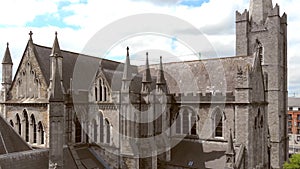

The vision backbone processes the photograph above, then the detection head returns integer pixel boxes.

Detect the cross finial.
[29,31,33,41]
[126,46,129,56]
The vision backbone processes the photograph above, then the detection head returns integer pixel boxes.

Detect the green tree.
[284,154,300,169]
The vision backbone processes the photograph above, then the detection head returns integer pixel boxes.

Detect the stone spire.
[225,129,235,169]
[141,52,152,94]
[48,55,65,169]
[2,43,12,64]
[249,0,273,23]
[49,56,64,102]
[156,56,167,94]
[157,56,166,84]
[122,47,132,92]
[50,32,62,58]
[122,47,131,80]
[50,32,63,80]
[1,43,13,101]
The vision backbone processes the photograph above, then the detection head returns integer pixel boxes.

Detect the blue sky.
[0,0,299,95]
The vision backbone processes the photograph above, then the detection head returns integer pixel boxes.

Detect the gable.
[10,43,48,101]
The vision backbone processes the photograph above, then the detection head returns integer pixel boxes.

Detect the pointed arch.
[38,121,44,144]
[92,119,97,143]
[176,106,198,136]
[16,114,21,135]
[9,120,14,127]
[30,114,37,143]
[75,115,82,143]
[95,87,98,101]
[99,111,104,143]
[182,109,189,134]
[23,110,29,142]
[175,113,182,134]
[212,107,224,138]
[105,118,110,144]
[104,87,107,101]
[99,79,103,101]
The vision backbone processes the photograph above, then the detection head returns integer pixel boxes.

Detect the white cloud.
[0,0,59,26]
[0,0,299,93]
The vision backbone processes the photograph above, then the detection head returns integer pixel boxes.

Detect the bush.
[284,154,300,169]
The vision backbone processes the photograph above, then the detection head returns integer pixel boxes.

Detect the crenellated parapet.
[172,91,235,103]
[268,4,280,17]
[236,9,249,23]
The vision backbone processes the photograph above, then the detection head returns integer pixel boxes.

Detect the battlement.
[174,91,235,102]
[281,12,287,24]
[236,9,249,22]
[268,4,280,17]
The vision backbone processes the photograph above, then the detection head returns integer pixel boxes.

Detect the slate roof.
[164,140,226,169]
[0,115,31,154]
[140,55,253,94]
[288,97,300,107]
[31,42,253,96]
[33,44,130,91]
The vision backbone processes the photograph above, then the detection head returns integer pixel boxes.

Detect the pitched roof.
[141,55,254,94]
[288,97,300,107]
[0,115,31,154]
[33,44,128,91]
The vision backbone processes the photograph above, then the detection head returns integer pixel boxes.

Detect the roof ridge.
[33,43,123,64]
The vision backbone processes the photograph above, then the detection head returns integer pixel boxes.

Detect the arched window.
[104,87,107,101]
[99,112,104,143]
[38,121,44,144]
[16,114,21,135]
[182,110,189,134]
[93,119,97,143]
[99,79,103,101]
[23,110,29,142]
[31,114,37,143]
[214,109,223,138]
[9,120,14,127]
[95,87,98,101]
[176,113,181,134]
[105,119,110,144]
[191,115,197,135]
[75,116,82,143]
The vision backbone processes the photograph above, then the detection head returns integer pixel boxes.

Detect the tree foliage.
[284,154,300,169]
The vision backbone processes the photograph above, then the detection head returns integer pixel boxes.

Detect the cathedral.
[0,0,287,168]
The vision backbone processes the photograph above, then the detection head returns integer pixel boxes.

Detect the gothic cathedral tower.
[236,0,287,168]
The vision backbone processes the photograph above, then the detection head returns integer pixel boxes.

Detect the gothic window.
[38,121,44,144]
[23,110,29,142]
[92,119,97,143]
[105,119,110,144]
[104,87,107,101]
[191,115,197,135]
[31,114,37,143]
[182,110,189,134]
[75,116,82,143]
[16,114,21,135]
[176,113,181,134]
[95,87,98,101]
[99,79,103,101]
[214,108,223,138]
[9,120,14,127]
[99,112,104,143]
